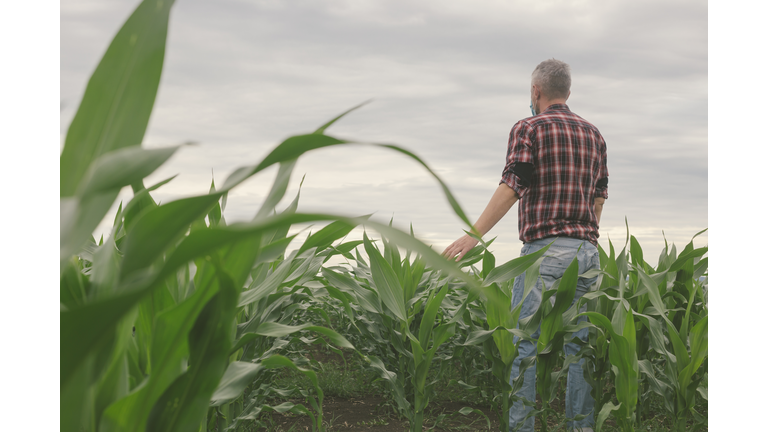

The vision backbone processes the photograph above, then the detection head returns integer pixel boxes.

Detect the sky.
[60,0,708,266]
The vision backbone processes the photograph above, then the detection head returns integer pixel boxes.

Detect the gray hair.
[531,59,571,99]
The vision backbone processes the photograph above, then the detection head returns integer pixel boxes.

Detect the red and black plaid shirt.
[500,104,609,245]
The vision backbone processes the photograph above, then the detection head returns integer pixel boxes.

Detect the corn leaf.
[60,0,175,196]
[595,401,621,432]
[253,322,354,350]
[77,146,181,198]
[364,233,407,321]
[538,255,579,352]
[483,242,553,287]
[418,284,450,348]
[209,362,264,407]
[678,315,708,394]
[255,160,297,219]
[260,355,320,391]
[322,267,381,313]
[299,218,367,255]
[145,266,237,432]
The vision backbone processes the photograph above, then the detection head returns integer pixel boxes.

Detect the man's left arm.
[594,197,605,225]
[594,134,609,226]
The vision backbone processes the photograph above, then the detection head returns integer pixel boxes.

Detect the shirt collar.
[543,103,570,113]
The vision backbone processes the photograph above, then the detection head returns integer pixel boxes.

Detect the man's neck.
[538,98,568,113]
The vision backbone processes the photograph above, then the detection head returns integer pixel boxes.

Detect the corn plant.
[635,238,708,432]
[574,225,707,432]
[211,244,358,431]
[625,230,708,432]
[573,230,640,432]
[577,239,623,425]
[320,231,464,431]
[583,306,639,432]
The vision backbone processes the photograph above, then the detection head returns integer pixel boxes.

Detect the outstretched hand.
[441,234,479,262]
[440,183,519,262]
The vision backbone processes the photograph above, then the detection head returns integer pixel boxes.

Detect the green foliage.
[580,230,708,432]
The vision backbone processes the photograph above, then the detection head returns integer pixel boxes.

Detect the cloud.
[62,0,707,263]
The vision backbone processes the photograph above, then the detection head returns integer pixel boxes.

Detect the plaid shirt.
[500,104,609,245]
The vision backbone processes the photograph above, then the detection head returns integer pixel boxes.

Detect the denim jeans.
[508,237,599,432]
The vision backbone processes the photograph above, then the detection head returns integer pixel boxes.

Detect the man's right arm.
[594,197,605,225]
[441,183,519,261]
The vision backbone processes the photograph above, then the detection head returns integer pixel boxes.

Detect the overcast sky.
[60,0,708,265]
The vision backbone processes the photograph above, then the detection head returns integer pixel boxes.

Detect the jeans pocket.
[541,245,576,274]
[575,247,600,295]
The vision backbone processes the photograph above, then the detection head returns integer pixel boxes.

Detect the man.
[442,59,608,432]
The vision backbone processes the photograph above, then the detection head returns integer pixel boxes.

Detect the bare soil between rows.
[262,344,603,432]
[265,395,497,431]
[264,392,579,432]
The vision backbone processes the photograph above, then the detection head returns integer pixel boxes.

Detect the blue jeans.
[508,237,599,431]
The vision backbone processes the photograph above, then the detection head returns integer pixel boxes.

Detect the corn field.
[60,2,708,431]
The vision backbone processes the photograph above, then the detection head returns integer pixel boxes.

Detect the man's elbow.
[499,182,520,201]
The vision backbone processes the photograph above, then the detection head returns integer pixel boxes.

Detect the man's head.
[530,59,571,114]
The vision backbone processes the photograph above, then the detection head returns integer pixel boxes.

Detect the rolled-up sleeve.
[500,120,535,198]
[594,136,609,199]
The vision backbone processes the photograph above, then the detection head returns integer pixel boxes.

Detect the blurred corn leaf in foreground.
[60,0,173,195]
[59,0,176,269]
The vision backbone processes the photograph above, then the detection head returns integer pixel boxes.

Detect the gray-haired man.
[443,59,609,432]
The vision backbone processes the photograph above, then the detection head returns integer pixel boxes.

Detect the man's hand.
[441,234,479,262]
[442,184,519,262]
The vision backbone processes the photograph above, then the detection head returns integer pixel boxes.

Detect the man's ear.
[566,90,571,101]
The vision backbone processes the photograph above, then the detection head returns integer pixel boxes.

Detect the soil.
[263,382,583,432]
[259,344,610,432]
[265,394,495,431]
